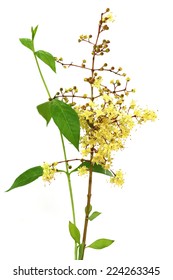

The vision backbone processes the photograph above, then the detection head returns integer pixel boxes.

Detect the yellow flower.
[142,109,157,122]
[103,12,115,23]
[110,170,124,186]
[130,100,136,109]
[95,109,104,117]
[42,162,57,183]
[102,94,112,102]
[134,109,142,117]
[78,166,89,176]
[83,110,93,120]
[88,101,96,108]
[92,76,103,89]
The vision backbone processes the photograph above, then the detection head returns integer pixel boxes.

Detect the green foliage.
[71,161,113,176]
[31,25,38,40]
[89,211,101,221]
[35,50,56,72]
[51,99,80,150]
[37,99,80,149]
[88,238,114,249]
[6,166,43,192]
[19,38,33,51]
[37,101,52,125]
[69,222,80,244]
[85,204,92,214]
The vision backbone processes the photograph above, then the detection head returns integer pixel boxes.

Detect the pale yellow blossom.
[142,109,157,122]
[42,162,57,182]
[110,170,124,186]
[78,166,89,176]
[103,12,115,23]
[74,76,157,187]
[92,76,103,89]
[130,100,136,109]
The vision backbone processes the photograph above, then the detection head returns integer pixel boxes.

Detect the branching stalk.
[33,43,77,259]
[80,154,93,260]
[80,14,103,259]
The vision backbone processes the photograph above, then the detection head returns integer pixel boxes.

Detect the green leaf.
[37,101,51,125]
[69,222,80,244]
[85,204,92,215]
[19,38,34,51]
[89,211,101,221]
[51,99,80,150]
[71,161,113,176]
[31,25,38,40]
[6,166,43,192]
[88,238,114,249]
[35,50,56,72]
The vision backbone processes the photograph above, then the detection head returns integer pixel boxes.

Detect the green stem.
[33,44,77,259]
[60,133,78,260]
[32,44,51,99]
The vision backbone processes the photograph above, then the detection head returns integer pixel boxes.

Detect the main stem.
[80,16,102,260]
[33,45,77,259]
[80,153,93,260]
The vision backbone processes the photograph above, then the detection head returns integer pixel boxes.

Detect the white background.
[0,0,172,279]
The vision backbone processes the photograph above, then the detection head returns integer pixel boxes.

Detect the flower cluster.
[110,170,124,186]
[42,162,57,183]
[55,8,157,187]
[78,34,92,43]
[75,80,157,186]
[92,39,110,56]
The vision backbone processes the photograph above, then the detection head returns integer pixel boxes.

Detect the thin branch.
[57,158,90,165]
[56,61,125,77]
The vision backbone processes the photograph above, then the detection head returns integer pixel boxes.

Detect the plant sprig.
[6,8,157,260]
